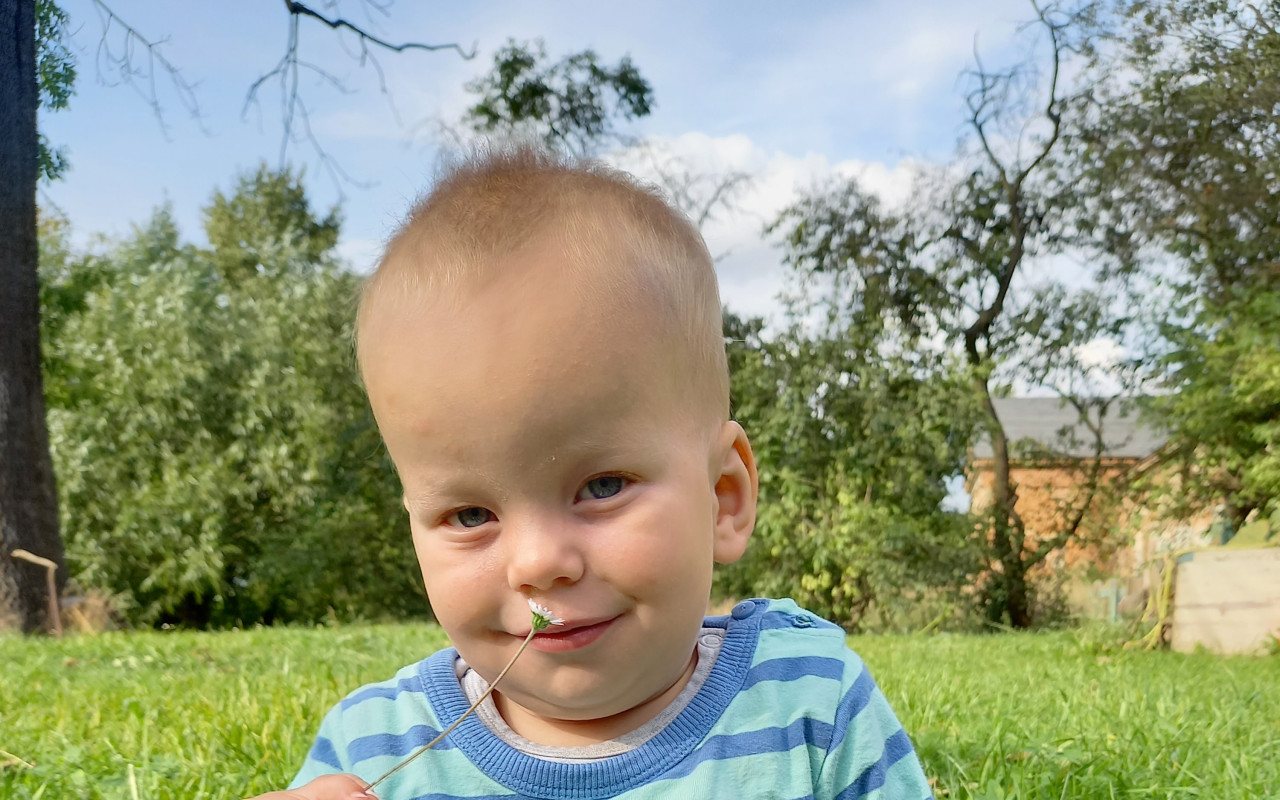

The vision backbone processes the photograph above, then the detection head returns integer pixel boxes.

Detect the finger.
[245,773,376,800]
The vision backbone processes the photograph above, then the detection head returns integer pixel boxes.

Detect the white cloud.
[605,133,929,327]
[1076,337,1125,369]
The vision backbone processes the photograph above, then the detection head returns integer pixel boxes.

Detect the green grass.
[857,631,1279,799]
[0,624,449,799]
[1,625,1275,799]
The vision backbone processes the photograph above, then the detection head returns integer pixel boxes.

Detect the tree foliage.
[464,39,654,156]
[35,0,74,182]
[765,4,1129,628]
[40,169,420,626]
[718,313,983,630]
[203,163,340,285]
[1069,0,1280,523]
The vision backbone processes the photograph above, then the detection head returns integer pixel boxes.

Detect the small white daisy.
[368,596,570,790]
[528,599,565,632]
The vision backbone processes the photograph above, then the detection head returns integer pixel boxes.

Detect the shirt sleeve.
[815,654,933,800]
[288,701,351,789]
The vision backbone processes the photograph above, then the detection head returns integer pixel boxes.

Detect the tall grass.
[1,624,1274,798]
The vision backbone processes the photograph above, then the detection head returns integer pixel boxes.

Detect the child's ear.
[712,420,758,565]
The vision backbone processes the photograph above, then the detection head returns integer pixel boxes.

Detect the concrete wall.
[1171,547,1280,655]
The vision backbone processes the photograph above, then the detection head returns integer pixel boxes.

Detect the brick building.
[966,397,1214,618]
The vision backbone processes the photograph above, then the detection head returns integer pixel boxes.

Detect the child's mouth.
[529,616,617,653]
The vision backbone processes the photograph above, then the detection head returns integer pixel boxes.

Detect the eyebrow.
[403,472,505,514]
[400,433,656,512]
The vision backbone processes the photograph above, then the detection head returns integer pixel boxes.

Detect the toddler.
[254,145,932,800]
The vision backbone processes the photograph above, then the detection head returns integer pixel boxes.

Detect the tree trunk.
[978,381,1032,628]
[0,0,65,633]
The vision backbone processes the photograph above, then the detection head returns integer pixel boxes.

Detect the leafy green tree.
[465,39,654,156]
[720,312,982,630]
[35,0,73,181]
[767,4,1126,628]
[1069,0,1280,523]
[1160,293,1280,519]
[41,170,419,626]
[204,163,340,285]
[458,42,754,237]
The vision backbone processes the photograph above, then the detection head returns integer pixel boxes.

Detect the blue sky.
[42,0,1038,323]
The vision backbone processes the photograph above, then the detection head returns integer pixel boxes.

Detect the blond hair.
[357,144,729,422]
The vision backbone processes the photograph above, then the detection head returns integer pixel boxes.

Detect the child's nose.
[503,516,586,592]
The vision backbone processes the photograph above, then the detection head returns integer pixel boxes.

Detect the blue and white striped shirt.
[292,598,932,799]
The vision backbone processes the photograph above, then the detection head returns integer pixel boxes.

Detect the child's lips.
[528,614,619,653]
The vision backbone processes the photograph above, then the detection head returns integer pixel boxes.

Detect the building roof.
[971,397,1168,461]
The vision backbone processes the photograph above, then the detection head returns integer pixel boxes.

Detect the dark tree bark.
[0,0,65,633]
[977,387,1031,628]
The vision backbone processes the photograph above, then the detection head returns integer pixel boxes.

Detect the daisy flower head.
[528,599,565,632]
[368,597,566,790]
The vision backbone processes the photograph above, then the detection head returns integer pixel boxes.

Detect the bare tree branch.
[1246,3,1278,35]
[1012,1,1066,186]
[283,1,474,58]
[85,1,477,196]
[239,1,479,195]
[89,0,204,137]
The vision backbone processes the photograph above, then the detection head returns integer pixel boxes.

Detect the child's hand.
[244,773,376,800]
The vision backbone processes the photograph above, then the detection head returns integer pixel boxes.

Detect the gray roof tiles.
[971,397,1168,461]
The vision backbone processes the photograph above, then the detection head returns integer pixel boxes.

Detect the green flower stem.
[366,625,543,793]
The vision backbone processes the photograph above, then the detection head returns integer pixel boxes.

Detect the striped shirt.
[291,598,933,799]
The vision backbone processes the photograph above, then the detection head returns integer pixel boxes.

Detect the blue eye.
[451,507,495,528]
[579,476,626,501]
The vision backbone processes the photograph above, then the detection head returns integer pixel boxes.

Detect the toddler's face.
[360,241,754,741]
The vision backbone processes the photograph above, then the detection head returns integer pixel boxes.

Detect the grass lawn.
[1,624,1275,799]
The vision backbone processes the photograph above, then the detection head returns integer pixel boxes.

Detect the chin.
[513,688,633,721]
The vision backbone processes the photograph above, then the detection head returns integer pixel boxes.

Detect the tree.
[204,163,340,285]
[717,312,983,630]
[0,0,56,632]
[41,168,422,626]
[464,39,653,157]
[1069,0,1280,524]
[769,3,1123,627]
[458,41,753,237]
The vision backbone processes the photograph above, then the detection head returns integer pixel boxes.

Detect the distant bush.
[39,168,426,627]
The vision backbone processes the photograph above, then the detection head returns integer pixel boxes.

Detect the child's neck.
[492,650,698,748]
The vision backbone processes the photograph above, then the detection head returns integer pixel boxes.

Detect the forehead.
[359,241,691,464]
[361,221,680,364]
[367,235,654,367]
